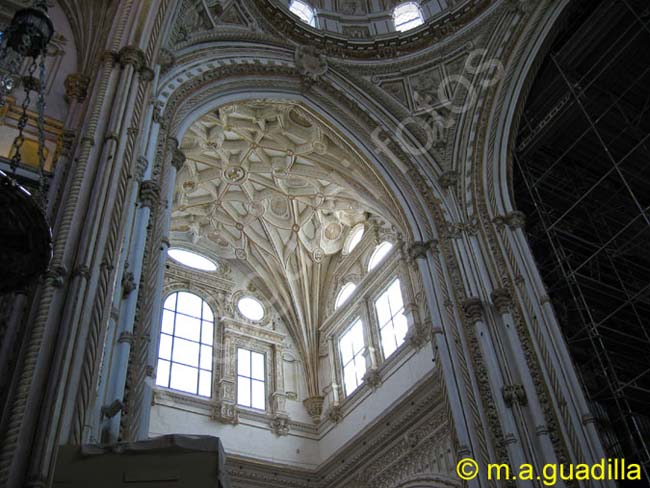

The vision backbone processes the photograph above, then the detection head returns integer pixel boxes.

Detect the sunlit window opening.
[345,224,364,254]
[368,241,394,271]
[289,0,316,26]
[375,279,408,358]
[335,282,357,309]
[339,319,367,396]
[393,2,424,32]
[237,348,266,410]
[168,248,217,271]
[238,296,265,321]
[156,292,214,397]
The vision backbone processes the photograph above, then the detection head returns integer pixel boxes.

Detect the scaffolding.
[513,0,650,482]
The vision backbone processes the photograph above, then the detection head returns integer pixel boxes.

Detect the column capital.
[118,45,146,71]
[461,297,483,323]
[138,180,161,208]
[408,239,438,261]
[506,210,526,229]
[491,287,513,314]
[64,73,90,103]
[171,148,186,172]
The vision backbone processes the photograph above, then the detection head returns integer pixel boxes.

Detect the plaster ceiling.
[172,101,402,396]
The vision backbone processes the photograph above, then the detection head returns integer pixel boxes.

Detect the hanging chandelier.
[0,0,54,294]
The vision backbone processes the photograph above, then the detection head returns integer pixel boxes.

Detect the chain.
[9,59,37,174]
[37,55,48,206]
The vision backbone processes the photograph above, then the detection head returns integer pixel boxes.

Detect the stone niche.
[53,435,230,488]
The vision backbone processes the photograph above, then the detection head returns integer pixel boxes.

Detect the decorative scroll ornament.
[0,0,54,293]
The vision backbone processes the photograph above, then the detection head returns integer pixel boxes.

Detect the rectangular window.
[156,292,213,397]
[375,279,408,359]
[339,319,367,396]
[237,348,266,410]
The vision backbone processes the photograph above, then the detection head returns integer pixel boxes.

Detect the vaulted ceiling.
[171,101,402,396]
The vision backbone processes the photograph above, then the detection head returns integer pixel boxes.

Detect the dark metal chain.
[9,59,37,174]
[37,55,48,206]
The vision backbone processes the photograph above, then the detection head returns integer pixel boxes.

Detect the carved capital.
[64,73,90,103]
[303,396,325,424]
[362,369,382,390]
[506,210,526,229]
[171,148,186,172]
[502,384,527,407]
[139,180,161,208]
[491,287,512,314]
[118,45,146,70]
[157,48,176,73]
[408,239,437,261]
[327,404,343,424]
[122,271,137,297]
[270,414,291,436]
[212,402,239,424]
[462,297,483,323]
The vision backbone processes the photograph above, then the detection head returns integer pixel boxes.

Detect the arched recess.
[135,36,487,463]
[475,0,609,468]
[156,71,434,396]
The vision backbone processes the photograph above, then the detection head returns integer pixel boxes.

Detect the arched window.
[289,0,316,27]
[156,291,214,397]
[392,2,424,32]
[368,241,394,271]
[335,282,357,309]
[344,224,364,254]
[375,279,408,358]
[168,248,217,271]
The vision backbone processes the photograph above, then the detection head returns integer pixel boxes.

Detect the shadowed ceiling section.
[171,101,402,396]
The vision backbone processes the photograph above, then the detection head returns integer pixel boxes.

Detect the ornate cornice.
[251,0,491,59]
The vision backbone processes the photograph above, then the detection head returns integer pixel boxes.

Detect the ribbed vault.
[171,100,402,396]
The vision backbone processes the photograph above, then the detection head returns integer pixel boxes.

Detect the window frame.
[368,241,394,271]
[289,0,316,27]
[236,347,267,411]
[338,317,368,397]
[392,1,425,32]
[155,291,215,398]
[335,281,358,309]
[373,278,408,360]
